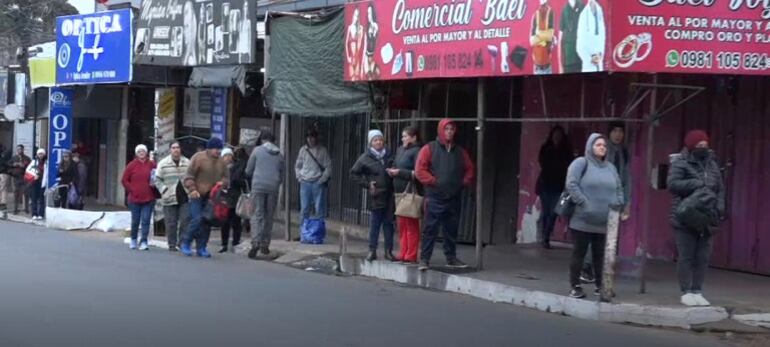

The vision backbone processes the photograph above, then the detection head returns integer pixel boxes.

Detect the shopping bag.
[300,218,326,244]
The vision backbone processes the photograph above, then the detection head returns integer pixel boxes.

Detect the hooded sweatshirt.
[565,133,624,234]
[246,142,285,194]
[415,119,475,200]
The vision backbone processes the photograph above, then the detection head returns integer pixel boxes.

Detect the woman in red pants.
[387,126,423,263]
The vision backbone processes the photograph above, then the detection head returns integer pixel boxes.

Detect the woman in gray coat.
[565,133,624,298]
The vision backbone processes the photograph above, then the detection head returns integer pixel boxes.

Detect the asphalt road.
[0,221,731,347]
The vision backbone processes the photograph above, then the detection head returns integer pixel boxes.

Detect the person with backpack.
[182,137,229,258]
[121,145,157,251]
[565,133,624,299]
[219,147,249,253]
[26,149,48,220]
[295,129,332,238]
[667,130,725,307]
[246,129,285,258]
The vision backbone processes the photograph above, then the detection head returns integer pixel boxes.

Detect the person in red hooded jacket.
[414,119,475,271]
[121,144,157,251]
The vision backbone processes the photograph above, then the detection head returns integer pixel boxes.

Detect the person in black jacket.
[56,150,79,209]
[536,125,574,249]
[220,148,248,253]
[386,126,423,263]
[351,129,395,262]
[667,130,725,307]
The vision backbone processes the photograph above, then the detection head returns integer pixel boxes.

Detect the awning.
[188,66,247,94]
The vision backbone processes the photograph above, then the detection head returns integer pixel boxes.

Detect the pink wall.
[516,74,770,275]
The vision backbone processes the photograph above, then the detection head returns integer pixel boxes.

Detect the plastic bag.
[300,218,326,245]
[67,185,81,208]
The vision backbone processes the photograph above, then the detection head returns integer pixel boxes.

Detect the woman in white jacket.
[576,0,606,72]
[26,149,48,220]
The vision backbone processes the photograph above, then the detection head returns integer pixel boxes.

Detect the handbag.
[394,181,423,219]
[554,158,588,218]
[236,190,255,219]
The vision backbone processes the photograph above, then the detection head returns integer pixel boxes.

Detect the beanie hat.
[684,130,709,150]
[221,148,234,158]
[135,144,148,154]
[367,129,384,146]
[36,148,46,156]
[206,137,224,150]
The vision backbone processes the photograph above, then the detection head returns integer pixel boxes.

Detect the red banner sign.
[610,1,770,75]
[344,0,611,81]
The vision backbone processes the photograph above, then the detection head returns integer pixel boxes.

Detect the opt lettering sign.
[211,88,227,142]
[56,9,133,85]
[48,88,73,188]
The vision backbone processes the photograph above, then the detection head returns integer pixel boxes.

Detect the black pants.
[674,228,713,294]
[56,186,69,209]
[221,208,242,246]
[421,195,461,263]
[569,229,606,288]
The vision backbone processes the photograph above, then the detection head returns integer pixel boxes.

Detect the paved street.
[0,221,732,347]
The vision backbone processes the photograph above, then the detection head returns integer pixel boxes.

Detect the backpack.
[202,182,230,226]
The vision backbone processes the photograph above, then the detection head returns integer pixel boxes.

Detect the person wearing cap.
[415,119,475,270]
[56,150,79,209]
[154,141,191,252]
[668,130,725,307]
[121,144,157,251]
[350,129,395,262]
[220,147,249,253]
[245,128,285,258]
[26,149,48,220]
[295,128,332,239]
[182,137,229,258]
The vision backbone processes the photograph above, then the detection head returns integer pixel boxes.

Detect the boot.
[366,251,377,262]
[248,244,259,259]
[383,249,396,262]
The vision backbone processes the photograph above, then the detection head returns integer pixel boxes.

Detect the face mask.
[692,148,709,161]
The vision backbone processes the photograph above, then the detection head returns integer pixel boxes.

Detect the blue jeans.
[185,197,211,250]
[300,181,327,225]
[368,208,394,252]
[539,190,561,242]
[30,183,45,217]
[129,201,155,243]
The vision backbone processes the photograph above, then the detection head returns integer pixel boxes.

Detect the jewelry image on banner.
[613,33,652,68]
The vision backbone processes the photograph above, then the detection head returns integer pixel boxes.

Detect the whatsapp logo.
[666,50,680,67]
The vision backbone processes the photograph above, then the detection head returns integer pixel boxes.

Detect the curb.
[339,255,730,330]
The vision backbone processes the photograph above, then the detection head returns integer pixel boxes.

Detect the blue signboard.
[211,88,227,142]
[56,9,133,85]
[48,88,73,188]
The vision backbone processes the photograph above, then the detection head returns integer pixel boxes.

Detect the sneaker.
[569,286,586,299]
[129,239,138,250]
[692,293,711,306]
[580,272,596,284]
[446,258,468,269]
[248,246,258,259]
[595,288,616,297]
[139,242,149,251]
[197,247,212,258]
[681,293,699,307]
[418,261,430,271]
[168,246,178,252]
[180,243,193,257]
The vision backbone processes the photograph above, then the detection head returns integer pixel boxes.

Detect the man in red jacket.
[415,118,475,271]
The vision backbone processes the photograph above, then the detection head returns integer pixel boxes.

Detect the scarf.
[369,147,387,162]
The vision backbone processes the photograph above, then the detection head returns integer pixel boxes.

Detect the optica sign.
[48,88,73,188]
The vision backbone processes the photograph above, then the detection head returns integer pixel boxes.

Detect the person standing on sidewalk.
[220,148,248,253]
[72,152,88,210]
[121,145,157,251]
[295,129,332,237]
[0,144,13,211]
[10,145,31,214]
[182,138,229,258]
[415,119,475,271]
[565,133,624,298]
[386,126,423,263]
[351,129,396,262]
[154,142,191,252]
[536,125,573,249]
[56,151,79,209]
[245,129,284,258]
[667,130,724,307]
[27,149,48,220]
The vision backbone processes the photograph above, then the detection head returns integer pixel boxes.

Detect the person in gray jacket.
[667,130,724,307]
[246,128,285,258]
[295,129,332,235]
[565,133,624,299]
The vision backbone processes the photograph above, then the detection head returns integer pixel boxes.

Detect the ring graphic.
[613,33,652,68]
[57,43,71,69]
